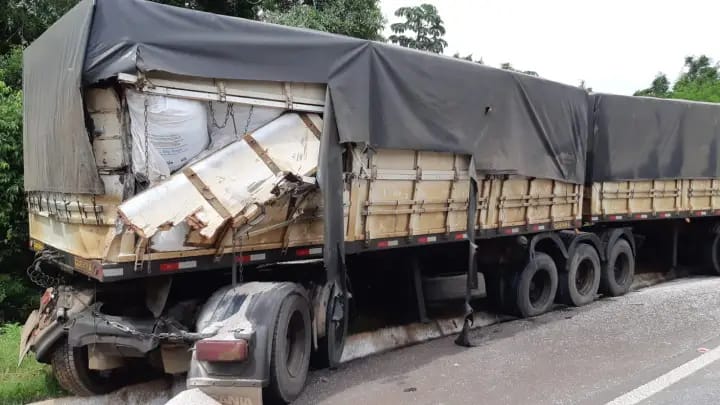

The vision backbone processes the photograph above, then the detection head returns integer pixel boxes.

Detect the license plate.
[30,240,44,251]
[73,257,94,276]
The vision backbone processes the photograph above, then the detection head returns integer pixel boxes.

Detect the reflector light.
[195,339,249,362]
[40,289,53,306]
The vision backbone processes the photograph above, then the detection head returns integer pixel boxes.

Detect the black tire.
[703,234,720,275]
[558,244,601,306]
[50,339,123,396]
[600,239,635,296]
[312,289,348,370]
[485,269,515,314]
[265,293,312,405]
[512,252,558,318]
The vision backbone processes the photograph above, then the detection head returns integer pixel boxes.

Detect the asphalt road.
[297,276,720,405]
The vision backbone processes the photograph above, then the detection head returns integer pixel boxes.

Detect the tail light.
[40,289,53,307]
[195,339,249,362]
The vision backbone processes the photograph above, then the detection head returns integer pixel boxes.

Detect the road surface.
[297,276,720,405]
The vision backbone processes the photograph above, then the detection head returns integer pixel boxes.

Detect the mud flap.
[455,158,479,348]
[19,310,40,365]
[188,282,308,392]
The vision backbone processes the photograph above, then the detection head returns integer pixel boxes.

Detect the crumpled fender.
[21,287,94,364]
[188,281,308,388]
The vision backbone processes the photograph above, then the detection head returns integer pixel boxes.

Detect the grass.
[0,323,65,405]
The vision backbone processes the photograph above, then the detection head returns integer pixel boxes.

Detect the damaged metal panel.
[118,113,322,251]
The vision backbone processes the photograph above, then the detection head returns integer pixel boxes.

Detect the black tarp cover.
[23,0,104,193]
[24,0,590,194]
[590,94,720,182]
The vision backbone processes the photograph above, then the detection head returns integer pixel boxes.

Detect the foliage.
[0,324,64,404]
[634,55,720,102]
[0,83,26,263]
[0,47,23,91]
[500,62,539,77]
[263,0,385,40]
[389,4,447,53]
[0,81,37,323]
[452,52,483,64]
[633,73,670,97]
[0,0,78,54]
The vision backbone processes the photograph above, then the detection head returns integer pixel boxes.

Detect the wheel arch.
[601,227,636,262]
[189,282,309,387]
[529,232,569,269]
[566,233,604,263]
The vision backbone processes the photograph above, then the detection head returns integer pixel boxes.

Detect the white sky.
[380,0,719,95]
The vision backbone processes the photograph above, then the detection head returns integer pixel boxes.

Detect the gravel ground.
[297,276,720,405]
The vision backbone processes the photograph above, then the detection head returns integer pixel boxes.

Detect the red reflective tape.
[377,240,398,248]
[454,233,466,240]
[418,236,428,243]
[237,253,266,263]
[160,262,179,272]
[610,215,623,221]
[377,240,388,248]
[296,248,310,256]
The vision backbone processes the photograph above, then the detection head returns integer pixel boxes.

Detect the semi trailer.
[18,0,720,404]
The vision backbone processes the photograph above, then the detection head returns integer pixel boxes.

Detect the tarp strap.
[456,158,479,347]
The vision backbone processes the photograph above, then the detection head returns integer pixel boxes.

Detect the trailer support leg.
[412,258,429,324]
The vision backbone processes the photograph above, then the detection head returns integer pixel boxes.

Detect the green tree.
[263,0,385,40]
[0,47,23,90]
[452,52,483,64]
[389,4,447,53]
[0,0,78,53]
[500,62,539,77]
[633,73,670,97]
[0,81,36,322]
[634,55,720,102]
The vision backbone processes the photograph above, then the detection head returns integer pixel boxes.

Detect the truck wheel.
[558,244,601,306]
[513,252,558,317]
[265,293,312,404]
[600,239,635,296]
[51,339,123,396]
[703,234,720,275]
[312,287,348,369]
[486,269,515,314]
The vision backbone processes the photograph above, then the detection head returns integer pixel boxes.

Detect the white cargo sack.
[127,90,209,183]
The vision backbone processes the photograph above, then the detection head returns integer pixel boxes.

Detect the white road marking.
[606,344,720,405]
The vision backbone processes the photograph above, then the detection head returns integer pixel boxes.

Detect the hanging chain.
[27,250,64,289]
[143,97,150,182]
[208,101,233,129]
[231,105,253,284]
[242,105,254,140]
[231,228,244,285]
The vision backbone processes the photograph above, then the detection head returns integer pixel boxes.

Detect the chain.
[231,229,243,284]
[26,250,64,288]
[208,101,233,129]
[92,307,213,343]
[143,97,150,181]
[242,105,254,140]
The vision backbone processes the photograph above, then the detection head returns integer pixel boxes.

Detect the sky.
[379,0,719,95]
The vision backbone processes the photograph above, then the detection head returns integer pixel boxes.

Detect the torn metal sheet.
[118,112,322,249]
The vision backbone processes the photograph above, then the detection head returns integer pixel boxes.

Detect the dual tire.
[490,238,635,317]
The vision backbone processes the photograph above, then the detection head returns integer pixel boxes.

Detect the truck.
[18,0,720,404]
